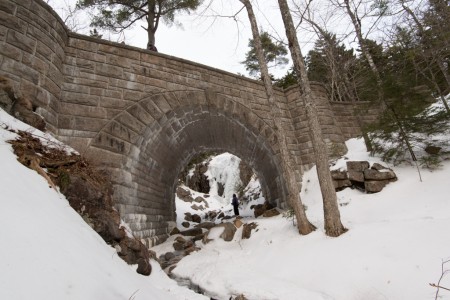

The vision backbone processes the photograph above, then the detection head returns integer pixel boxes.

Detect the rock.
[173,241,184,251]
[192,233,206,242]
[218,212,225,219]
[346,161,370,171]
[181,221,190,228]
[184,246,198,255]
[175,236,186,244]
[348,170,364,183]
[191,204,203,211]
[242,222,258,239]
[425,145,441,155]
[254,202,275,218]
[180,228,203,237]
[333,179,352,190]
[176,186,191,198]
[184,240,194,249]
[364,169,396,181]
[169,227,180,235]
[184,213,193,222]
[233,218,243,228]
[217,223,237,242]
[263,208,280,218]
[194,196,204,203]
[365,180,388,193]
[164,252,175,261]
[176,187,193,202]
[370,162,387,171]
[186,163,210,193]
[331,170,348,180]
[136,258,152,276]
[195,222,216,230]
[191,214,201,223]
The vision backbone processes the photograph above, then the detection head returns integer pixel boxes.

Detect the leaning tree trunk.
[239,0,315,235]
[277,0,347,237]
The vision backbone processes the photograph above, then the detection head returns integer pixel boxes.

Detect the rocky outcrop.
[331,161,397,193]
[186,163,210,193]
[0,76,45,131]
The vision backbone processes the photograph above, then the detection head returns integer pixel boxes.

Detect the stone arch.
[85,89,287,246]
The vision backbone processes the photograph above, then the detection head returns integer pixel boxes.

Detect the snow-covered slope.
[0,109,206,300]
[169,138,450,300]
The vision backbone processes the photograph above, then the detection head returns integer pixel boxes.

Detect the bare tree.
[239,0,316,235]
[277,0,347,237]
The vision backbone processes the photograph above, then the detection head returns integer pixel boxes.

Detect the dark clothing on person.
[232,194,239,216]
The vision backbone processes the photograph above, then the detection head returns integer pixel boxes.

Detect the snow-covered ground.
[1,106,450,300]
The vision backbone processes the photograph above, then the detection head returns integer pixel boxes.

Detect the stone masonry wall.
[1,0,371,246]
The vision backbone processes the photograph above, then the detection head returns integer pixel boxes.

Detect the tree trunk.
[239,0,315,235]
[277,0,347,237]
[147,1,157,51]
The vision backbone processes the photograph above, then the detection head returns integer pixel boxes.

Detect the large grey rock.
[365,180,388,193]
[348,170,364,183]
[364,169,397,181]
[263,208,280,218]
[331,170,348,180]
[346,161,369,171]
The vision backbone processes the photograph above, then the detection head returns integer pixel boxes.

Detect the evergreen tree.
[241,31,289,77]
[76,0,203,51]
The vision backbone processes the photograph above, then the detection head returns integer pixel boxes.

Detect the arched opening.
[87,90,290,246]
[175,151,264,230]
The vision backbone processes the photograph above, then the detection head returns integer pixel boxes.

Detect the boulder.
[191,214,202,223]
[217,223,237,242]
[365,180,388,193]
[364,169,396,181]
[169,227,180,235]
[181,221,190,228]
[194,196,204,203]
[180,228,203,237]
[370,162,387,171]
[348,170,364,183]
[175,236,186,244]
[331,170,348,180]
[173,241,184,251]
[195,222,216,230]
[333,179,352,190]
[233,218,243,228]
[254,202,275,218]
[176,187,192,201]
[164,252,175,261]
[263,208,280,218]
[242,222,258,240]
[136,258,152,276]
[346,161,370,171]
[204,223,237,243]
[184,213,193,222]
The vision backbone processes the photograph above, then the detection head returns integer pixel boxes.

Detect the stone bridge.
[0,0,377,246]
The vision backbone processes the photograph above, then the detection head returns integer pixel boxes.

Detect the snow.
[0,109,207,300]
[1,106,450,300]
